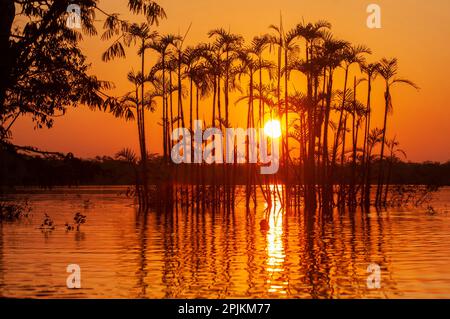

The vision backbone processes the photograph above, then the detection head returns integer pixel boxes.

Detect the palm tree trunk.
[217,75,222,126]
[140,42,149,210]
[225,51,230,127]
[305,42,317,210]
[365,145,373,208]
[284,44,289,193]
[339,114,348,204]
[258,58,262,127]
[212,76,217,127]
[169,70,174,149]
[323,67,334,207]
[162,53,167,160]
[246,71,256,207]
[350,77,357,206]
[277,42,282,164]
[361,77,372,206]
[177,51,185,128]
[189,78,193,133]
[134,85,143,207]
[318,68,327,202]
[331,67,349,174]
[376,85,390,205]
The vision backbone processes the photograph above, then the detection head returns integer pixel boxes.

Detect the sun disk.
[264,120,282,139]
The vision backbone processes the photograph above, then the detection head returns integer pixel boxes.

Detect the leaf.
[102,40,126,62]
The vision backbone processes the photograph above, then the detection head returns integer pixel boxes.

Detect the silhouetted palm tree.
[281,27,299,180]
[318,34,349,205]
[250,35,271,127]
[148,34,181,159]
[331,44,370,178]
[375,58,419,205]
[360,61,380,206]
[294,20,331,208]
[208,29,244,129]
[268,21,284,119]
[102,15,164,210]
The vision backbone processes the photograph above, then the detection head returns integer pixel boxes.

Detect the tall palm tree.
[331,44,371,176]
[360,61,380,206]
[319,33,348,205]
[102,22,160,210]
[268,19,299,192]
[294,20,331,208]
[332,88,353,201]
[106,70,157,207]
[375,58,419,205]
[192,44,219,127]
[208,28,244,129]
[281,27,299,184]
[268,21,284,123]
[182,46,200,134]
[173,39,186,130]
[236,48,275,133]
[235,48,260,206]
[148,34,181,159]
[349,77,366,205]
[165,56,178,148]
[250,35,271,127]
[206,30,243,206]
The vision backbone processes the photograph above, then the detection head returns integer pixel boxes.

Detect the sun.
[264,119,282,139]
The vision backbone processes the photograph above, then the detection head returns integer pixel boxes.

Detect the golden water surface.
[0,186,449,298]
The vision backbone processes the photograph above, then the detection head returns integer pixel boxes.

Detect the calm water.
[0,186,449,299]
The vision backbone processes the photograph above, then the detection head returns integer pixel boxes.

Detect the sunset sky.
[11,0,450,162]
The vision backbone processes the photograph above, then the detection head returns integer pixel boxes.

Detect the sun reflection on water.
[265,185,288,295]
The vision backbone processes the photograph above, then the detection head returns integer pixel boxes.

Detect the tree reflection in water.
[2,188,449,298]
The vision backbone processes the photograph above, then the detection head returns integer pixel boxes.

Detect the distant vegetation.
[0,147,448,189]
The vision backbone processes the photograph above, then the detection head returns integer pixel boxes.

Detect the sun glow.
[264,120,282,139]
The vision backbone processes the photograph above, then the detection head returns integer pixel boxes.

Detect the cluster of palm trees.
[102,12,418,210]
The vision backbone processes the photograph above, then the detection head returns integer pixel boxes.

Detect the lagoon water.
[0,186,449,298]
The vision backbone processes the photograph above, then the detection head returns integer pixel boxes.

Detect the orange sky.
[11,0,450,162]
